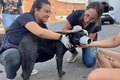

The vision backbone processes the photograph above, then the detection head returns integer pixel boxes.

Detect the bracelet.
[59,35,62,40]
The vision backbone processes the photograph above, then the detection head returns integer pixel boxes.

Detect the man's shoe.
[67,52,78,63]
[31,69,39,75]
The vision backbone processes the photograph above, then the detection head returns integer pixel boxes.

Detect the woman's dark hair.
[30,0,51,14]
[86,2,104,19]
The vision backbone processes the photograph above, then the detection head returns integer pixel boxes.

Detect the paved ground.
[0,21,120,80]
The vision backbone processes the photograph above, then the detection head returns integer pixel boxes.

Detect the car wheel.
[110,20,114,24]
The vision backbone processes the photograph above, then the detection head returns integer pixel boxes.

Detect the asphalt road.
[0,21,120,80]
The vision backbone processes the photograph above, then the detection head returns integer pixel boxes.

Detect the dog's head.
[69,30,91,46]
[58,30,91,46]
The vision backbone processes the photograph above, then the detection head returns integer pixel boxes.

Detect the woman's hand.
[72,25,82,32]
[60,35,73,48]
[109,58,120,68]
[76,44,88,48]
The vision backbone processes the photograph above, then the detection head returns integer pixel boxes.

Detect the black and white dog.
[0,30,91,80]
[18,29,91,80]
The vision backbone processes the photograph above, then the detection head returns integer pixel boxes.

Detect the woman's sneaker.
[67,51,78,63]
[31,69,39,75]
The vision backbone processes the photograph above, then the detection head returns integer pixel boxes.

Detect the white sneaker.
[67,52,78,63]
[31,69,39,75]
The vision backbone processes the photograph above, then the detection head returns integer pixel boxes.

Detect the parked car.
[101,6,115,24]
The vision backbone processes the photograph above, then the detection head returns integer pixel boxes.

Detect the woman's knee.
[3,49,21,65]
[83,57,96,68]
[82,47,97,67]
[87,68,102,80]
[87,71,96,80]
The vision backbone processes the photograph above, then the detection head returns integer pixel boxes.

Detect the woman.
[87,32,120,80]
[0,0,72,80]
[62,2,104,67]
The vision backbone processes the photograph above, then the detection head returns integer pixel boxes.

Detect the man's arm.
[0,4,2,24]
[18,6,23,14]
[0,4,2,14]
[18,0,23,14]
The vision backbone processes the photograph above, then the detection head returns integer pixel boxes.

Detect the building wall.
[50,0,85,21]
[22,0,85,21]
[22,0,34,12]
[109,0,120,23]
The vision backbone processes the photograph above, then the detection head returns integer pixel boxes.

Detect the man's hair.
[86,2,104,19]
[30,0,51,14]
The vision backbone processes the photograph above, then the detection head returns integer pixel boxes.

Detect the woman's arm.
[89,33,97,40]
[62,20,83,33]
[62,20,72,32]
[89,32,120,48]
[18,6,23,14]
[25,21,61,40]
[25,21,73,48]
